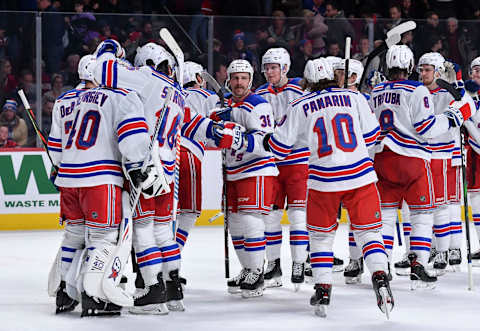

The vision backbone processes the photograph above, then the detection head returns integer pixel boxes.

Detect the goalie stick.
[201,70,230,278]
[359,20,416,91]
[102,87,175,306]
[160,28,185,239]
[18,90,58,171]
[436,78,474,290]
[343,37,351,89]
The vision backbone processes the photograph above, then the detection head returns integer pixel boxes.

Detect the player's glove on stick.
[125,157,170,199]
[210,107,232,122]
[444,100,472,127]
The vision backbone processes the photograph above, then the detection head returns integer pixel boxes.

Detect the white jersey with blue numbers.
[182,87,216,160]
[268,87,380,192]
[369,80,452,161]
[256,78,309,166]
[215,92,278,181]
[53,87,150,188]
[94,57,213,183]
[47,87,87,167]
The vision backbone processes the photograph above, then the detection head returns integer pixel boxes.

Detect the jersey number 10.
[313,113,357,157]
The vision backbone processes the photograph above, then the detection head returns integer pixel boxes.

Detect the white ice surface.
[1,224,479,331]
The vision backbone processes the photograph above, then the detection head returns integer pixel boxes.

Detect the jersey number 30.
[313,113,357,157]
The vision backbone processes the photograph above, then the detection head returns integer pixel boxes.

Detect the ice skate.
[310,284,331,318]
[166,270,185,311]
[291,262,305,291]
[305,256,313,284]
[344,257,363,284]
[240,269,264,298]
[394,254,410,276]
[333,256,344,272]
[227,268,248,294]
[433,251,447,276]
[264,258,282,288]
[372,271,394,320]
[472,250,480,267]
[409,253,437,290]
[56,281,79,314]
[428,247,437,265]
[448,248,461,272]
[80,292,122,317]
[129,273,168,315]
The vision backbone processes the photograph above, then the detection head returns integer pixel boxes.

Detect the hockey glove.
[444,100,472,127]
[444,60,464,89]
[124,156,170,199]
[465,79,480,95]
[210,107,232,122]
[94,39,125,59]
[207,121,246,149]
[49,167,59,191]
[367,70,386,89]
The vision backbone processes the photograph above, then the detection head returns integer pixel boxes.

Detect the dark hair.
[426,11,438,19]
[388,67,409,80]
[325,0,340,10]
[184,81,196,88]
[301,79,338,92]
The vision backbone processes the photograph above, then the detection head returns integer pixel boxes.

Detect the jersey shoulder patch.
[290,91,317,107]
[255,83,270,95]
[187,87,214,99]
[57,88,84,101]
[244,93,269,106]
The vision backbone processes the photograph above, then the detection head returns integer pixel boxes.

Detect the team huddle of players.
[45,35,480,319]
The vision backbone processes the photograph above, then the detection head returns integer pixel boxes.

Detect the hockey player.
[255,48,309,289]
[210,59,278,298]
[47,54,95,314]
[368,45,473,288]
[94,41,238,312]
[265,58,393,317]
[416,53,467,274]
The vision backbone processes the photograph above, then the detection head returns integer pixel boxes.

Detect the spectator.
[0,124,17,148]
[266,10,295,50]
[18,69,35,100]
[38,0,65,74]
[0,99,28,146]
[353,36,370,66]
[430,0,456,19]
[0,25,10,60]
[383,3,403,33]
[41,94,55,135]
[292,9,328,57]
[305,0,327,17]
[250,26,270,61]
[0,58,18,97]
[139,21,155,45]
[214,62,228,94]
[61,54,80,89]
[444,17,462,65]
[44,73,66,101]
[324,0,355,51]
[401,0,413,19]
[326,40,342,57]
[290,39,314,77]
[98,21,118,41]
[277,0,303,18]
[227,31,256,67]
[415,11,441,56]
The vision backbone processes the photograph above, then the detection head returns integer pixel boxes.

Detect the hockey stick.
[102,87,175,306]
[396,214,403,246]
[201,70,230,278]
[162,5,203,55]
[343,37,351,89]
[160,28,185,239]
[18,90,58,171]
[359,20,416,91]
[436,78,474,290]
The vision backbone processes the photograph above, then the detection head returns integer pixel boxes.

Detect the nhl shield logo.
[108,257,122,281]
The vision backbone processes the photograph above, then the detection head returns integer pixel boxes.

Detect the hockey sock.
[470,194,480,245]
[133,220,162,286]
[229,212,248,268]
[264,209,283,262]
[448,203,463,248]
[380,208,396,261]
[154,223,181,278]
[287,208,308,263]
[309,230,335,284]
[433,205,450,252]
[409,211,434,265]
[401,202,411,249]
[348,230,362,260]
[354,229,388,273]
[242,213,266,272]
[176,213,197,250]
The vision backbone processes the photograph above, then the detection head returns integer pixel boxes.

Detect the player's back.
[56,87,148,188]
[289,87,379,192]
[369,80,432,160]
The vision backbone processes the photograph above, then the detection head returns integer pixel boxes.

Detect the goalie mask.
[78,54,96,82]
[261,47,291,77]
[226,59,254,95]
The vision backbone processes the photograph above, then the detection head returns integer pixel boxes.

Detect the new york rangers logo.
[108,257,122,281]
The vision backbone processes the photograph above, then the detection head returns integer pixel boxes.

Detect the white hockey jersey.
[48,87,87,167]
[256,78,309,166]
[214,92,279,181]
[465,93,480,155]
[182,87,216,160]
[369,80,452,161]
[94,58,213,183]
[52,87,150,188]
[269,87,380,192]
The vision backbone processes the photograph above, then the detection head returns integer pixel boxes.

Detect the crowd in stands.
[0,0,480,147]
